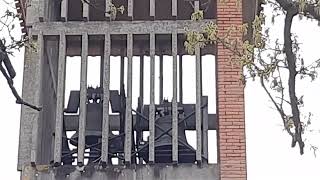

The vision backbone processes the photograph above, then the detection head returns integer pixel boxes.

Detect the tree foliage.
[185,0,320,155]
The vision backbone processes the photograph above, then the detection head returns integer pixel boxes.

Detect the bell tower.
[15,0,259,179]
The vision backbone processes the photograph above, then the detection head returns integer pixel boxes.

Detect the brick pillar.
[216,0,247,180]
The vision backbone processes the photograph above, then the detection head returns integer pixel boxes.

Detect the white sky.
[1,1,320,179]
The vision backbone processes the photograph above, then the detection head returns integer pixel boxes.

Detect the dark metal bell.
[62,88,125,164]
[69,102,103,163]
[153,115,196,163]
[139,103,196,163]
[69,100,123,163]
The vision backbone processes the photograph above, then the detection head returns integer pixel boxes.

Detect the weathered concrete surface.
[18,34,59,170]
[31,20,215,35]
[18,36,43,170]
[22,164,219,180]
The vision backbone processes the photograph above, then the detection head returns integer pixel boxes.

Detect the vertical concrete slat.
[172,32,178,163]
[128,0,133,18]
[194,0,202,163]
[172,0,177,17]
[83,0,89,20]
[61,0,68,21]
[53,33,66,165]
[120,56,125,90]
[138,54,144,165]
[124,33,133,163]
[195,46,202,162]
[159,54,163,102]
[179,55,183,103]
[100,42,105,88]
[202,96,209,162]
[39,0,45,21]
[139,55,144,103]
[150,0,155,17]
[30,33,44,164]
[105,0,111,18]
[101,33,111,164]
[149,32,155,163]
[77,33,88,166]
[120,54,125,142]
[194,1,200,11]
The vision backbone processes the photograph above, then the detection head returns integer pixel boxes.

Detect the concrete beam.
[23,164,219,180]
[32,20,216,35]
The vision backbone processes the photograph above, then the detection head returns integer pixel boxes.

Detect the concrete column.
[30,33,44,165]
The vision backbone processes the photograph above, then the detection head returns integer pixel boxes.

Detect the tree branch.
[0,41,41,111]
[275,0,320,21]
[284,9,304,154]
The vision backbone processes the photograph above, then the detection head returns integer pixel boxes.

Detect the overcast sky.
[1,1,320,179]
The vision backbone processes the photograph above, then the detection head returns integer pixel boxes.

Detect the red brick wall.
[216,0,247,180]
